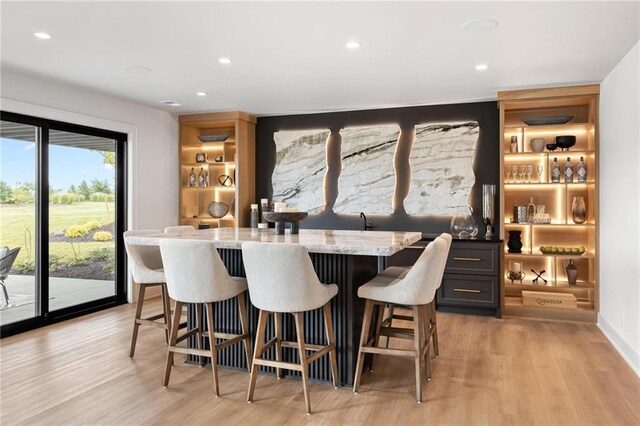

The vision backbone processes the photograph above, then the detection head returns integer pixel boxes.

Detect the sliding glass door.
[0,120,38,326]
[0,112,127,335]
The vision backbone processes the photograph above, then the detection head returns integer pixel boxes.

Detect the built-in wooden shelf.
[498,85,599,323]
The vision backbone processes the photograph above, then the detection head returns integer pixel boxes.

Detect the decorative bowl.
[198,134,229,143]
[555,135,576,151]
[546,143,558,151]
[262,212,309,223]
[522,115,574,126]
[207,201,228,218]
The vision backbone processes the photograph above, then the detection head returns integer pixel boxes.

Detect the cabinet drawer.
[446,243,499,275]
[437,274,498,307]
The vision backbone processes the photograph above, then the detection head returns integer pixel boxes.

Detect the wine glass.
[537,165,544,183]
[526,165,533,183]
[519,165,526,183]
[505,166,511,183]
[511,165,518,183]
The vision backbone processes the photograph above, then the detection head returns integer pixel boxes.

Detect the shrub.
[84,220,101,232]
[49,254,62,267]
[67,257,87,267]
[88,247,114,262]
[65,225,88,238]
[14,259,35,274]
[93,231,112,242]
[90,192,115,202]
[51,193,77,204]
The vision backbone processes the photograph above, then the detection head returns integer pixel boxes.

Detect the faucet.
[360,212,374,231]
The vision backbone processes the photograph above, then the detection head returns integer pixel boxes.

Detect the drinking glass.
[505,166,511,183]
[519,165,526,183]
[526,165,533,183]
[537,165,544,183]
[512,165,518,183]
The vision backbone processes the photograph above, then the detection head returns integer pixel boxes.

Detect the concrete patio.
[0,275,114,326]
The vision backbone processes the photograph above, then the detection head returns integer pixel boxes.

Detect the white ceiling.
[1,1,639,116]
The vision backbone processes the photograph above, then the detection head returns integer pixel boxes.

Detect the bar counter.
[125,228,421,385]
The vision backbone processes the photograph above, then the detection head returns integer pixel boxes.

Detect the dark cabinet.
[386,238,502,317]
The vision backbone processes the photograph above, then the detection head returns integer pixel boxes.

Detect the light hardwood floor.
[1,299,638,425]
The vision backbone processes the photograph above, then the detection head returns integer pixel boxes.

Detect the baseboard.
[598,314,640,377]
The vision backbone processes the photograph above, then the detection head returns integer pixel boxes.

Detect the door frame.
[1,111,128,337]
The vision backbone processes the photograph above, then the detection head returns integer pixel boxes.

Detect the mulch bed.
[11,260,114,281]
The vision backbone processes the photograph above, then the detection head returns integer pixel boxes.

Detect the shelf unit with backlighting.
[178,112,256,228]
[498,85,599,323]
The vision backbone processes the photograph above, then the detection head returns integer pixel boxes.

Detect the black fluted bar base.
[187,248,378,386]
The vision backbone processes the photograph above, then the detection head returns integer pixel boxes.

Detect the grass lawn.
[0,202,115,264]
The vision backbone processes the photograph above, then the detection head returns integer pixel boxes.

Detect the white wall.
[599,40,640,375]
[1,68,179,301]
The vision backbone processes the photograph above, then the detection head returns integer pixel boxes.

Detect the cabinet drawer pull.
[453,288,481,293]
[453,257,481,262]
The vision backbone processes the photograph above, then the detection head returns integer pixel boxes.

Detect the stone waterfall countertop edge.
[125,228,423,256]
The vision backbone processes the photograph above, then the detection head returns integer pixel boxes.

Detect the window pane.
[48,129,116,310]
[0,120,38,325]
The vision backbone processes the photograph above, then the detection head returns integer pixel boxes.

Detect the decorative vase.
[530,138,545,153]
[507,230,523,253]
[572,196,586,224]
[450,208,478,239]
[565,259,578,286]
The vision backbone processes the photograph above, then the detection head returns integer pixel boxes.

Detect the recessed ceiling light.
[196,92,208,97]
[218,57,232,64]
[159,100,182,107]
[34,32,52,39]
[345,41,361,49]
[124,65,151,74]
[461,19,498,32]
[475,63,489,71]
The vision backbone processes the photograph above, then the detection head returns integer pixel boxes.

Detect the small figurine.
[530,269,547,285]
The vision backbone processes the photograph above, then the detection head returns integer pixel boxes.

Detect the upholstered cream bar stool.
[241,242,339,415]
[378,233,452,357]
[124,230,173,357]
[353,236,450,403]
[164,225,197,235]
[159,239,252,396]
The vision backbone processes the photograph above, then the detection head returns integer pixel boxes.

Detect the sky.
[0,137,115,192]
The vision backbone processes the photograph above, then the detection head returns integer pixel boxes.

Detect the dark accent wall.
[256,101,499,233]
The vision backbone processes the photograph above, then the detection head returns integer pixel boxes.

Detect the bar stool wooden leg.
[205,303,220,396]
[371,303,385,372]
[160,284,171,344]
[274,312,283,379]
[353,299,374,394]
[384,303,395,348]
[294,312,311,414]
[237,292,252,371]
[322,302,339,388]
[196,303,204,366]
[247,309,268,402]
[129,283,146,358]
[164,300,183,387]
[412,305,424,403]
[429,301,439,357]
[420,304,432,380]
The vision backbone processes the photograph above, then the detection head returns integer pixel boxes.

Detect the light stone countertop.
[125,228,422,256]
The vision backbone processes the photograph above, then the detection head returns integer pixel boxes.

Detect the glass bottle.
[250,204,259,228]
[577,156,587,182]
[510,136,518,153]
[527,196,535,222]
[260,198,269,224]
[189,167,196,187]
[551,158,561,183]
[564,157,574,183]
[198,167,206,187]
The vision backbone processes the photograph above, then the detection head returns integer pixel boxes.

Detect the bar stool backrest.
[164,225,197,235]
[436,233,452,288]
[397,237,450,305]
[241,242,328,313]
[159,239,239,303]
[123,230,164,283]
